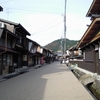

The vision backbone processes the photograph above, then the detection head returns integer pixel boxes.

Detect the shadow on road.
[0,61,70,100]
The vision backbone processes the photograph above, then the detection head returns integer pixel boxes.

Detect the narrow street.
[0,62,94,100]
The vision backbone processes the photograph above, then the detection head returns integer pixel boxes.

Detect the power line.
[38,27,64,46]
[3,7,62,15]
[0,0,13,4]
[31,21,63,35]
[31,15,62,35]
[2,6,63,36]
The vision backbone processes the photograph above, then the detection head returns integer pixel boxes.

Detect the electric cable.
[3,7,62,15]
[0,0,13,4]
[38,27,64,45]
[31,15,62,35]
[32,21,63,35]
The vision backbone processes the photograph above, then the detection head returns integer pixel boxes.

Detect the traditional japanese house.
[0,18,31,75]
[26,38,35,67]
[26,38,45,66]
[76,0,100,74]
[35,45,44,65]
[47,49,54,63]
[42,47,48,64]
[0,19,19,75]
[69,45,82,61]
[50,51,56,62]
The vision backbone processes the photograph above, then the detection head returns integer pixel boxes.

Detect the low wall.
[69,64,100,100]
[70,60,96,73]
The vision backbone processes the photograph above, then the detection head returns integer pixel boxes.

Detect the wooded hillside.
[44,39,78,52]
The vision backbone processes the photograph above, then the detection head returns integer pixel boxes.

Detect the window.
[7,37,12,48]
[85,49,94,61]
[19,36,22,43]
[0,37,5,46]
[3,54,11,66]
[83,52,85,59]
[16,33,23,45]
[7,54,11,65]
[23,55,27,61]
[3,54,6,66]
[95,45,98,51]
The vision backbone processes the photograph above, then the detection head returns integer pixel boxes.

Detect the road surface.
[0,62,94,100]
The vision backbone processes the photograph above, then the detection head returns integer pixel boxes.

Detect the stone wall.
[92,76,100,94]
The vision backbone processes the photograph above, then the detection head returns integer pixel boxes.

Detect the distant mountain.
[44,38,78,52]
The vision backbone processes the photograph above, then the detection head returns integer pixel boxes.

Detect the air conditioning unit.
[0,22,5,28]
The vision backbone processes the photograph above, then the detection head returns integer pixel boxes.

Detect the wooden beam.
[91,14,100,17]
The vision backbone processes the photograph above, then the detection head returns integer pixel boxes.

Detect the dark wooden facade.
[0,18,56,76]
[0,18,31,75]
[69,45,82,60]
[70,0,100,75]
[0,19,19,75]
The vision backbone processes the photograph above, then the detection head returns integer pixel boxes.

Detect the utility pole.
[64,0,67,54]
[61,37,63,56]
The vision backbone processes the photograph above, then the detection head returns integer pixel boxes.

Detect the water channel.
[71,70,99,100]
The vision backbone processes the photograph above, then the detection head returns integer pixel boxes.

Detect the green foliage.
[44,38,78,52]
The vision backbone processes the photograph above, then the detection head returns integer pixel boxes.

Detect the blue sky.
[0,0,93,46]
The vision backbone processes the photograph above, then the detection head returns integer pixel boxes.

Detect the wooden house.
[69,45,82,60]
[0,18,30,75]
[42,47,49,64]
[0,18,56,76]
[76,0,100,74]
[27,38,46,66]
[26,39,55,66]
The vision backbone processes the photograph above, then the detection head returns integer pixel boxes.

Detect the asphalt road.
[0,62,94,100]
